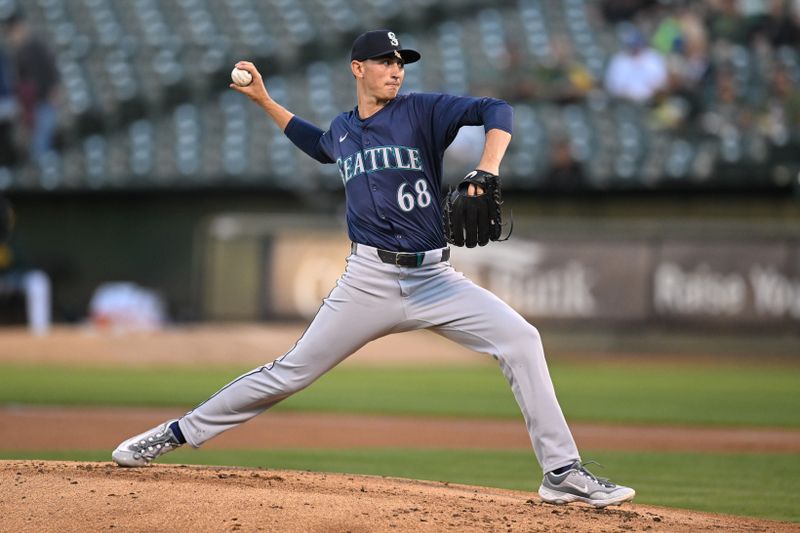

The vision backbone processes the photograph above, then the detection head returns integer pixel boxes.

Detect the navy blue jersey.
[284,92,512,252]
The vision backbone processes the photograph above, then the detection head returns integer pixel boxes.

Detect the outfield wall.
[203,216,800,330]
[6,191,800,331]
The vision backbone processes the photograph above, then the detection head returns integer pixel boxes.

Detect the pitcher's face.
[355,55,405,101]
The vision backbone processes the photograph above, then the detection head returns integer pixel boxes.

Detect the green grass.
[1,362,798,427]
[2,449,798,523]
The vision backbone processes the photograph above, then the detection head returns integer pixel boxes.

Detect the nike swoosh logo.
[339,133,349,142]
[565,480,588,493]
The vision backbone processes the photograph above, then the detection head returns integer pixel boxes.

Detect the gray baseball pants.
[179,243,580,473]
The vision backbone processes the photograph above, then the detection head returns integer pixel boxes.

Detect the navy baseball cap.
[350,30,421,64]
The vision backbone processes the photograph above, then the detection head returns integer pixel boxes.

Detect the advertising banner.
[449,240,651,322]
[654,241,800,325]
[256,230,800,329]
[267,233,351,319]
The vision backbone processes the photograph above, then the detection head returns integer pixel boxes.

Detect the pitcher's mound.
[1,461,794,532]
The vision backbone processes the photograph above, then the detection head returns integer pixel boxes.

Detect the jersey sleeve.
[416,93,513,152]
[283,116,335,164]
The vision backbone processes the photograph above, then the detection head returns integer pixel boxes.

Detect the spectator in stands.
[758,65,800,144]
[0,195,51,335]
[531,36,594,104]
[649,5,709,130]
[543,137,586,192]
[0,46,15,167]
[605,25,669,103]
[652,4,709,88]
[700,66,756,149]
[502,41,537,101]
[3,12,60,165]
[651,14,682,55]
[710,67,740,111]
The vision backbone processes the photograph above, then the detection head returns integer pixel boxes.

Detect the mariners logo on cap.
[350,29,421,64]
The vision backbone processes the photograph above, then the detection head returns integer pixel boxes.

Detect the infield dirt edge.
[3,460,798,533]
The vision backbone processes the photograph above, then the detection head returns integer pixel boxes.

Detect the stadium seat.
[0,0,795,192]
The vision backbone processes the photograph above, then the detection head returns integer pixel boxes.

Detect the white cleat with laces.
[538,461,636,508]
[112,419,183,467]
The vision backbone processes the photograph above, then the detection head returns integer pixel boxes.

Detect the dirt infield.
[2,325,799,532]
[3,461,798,533]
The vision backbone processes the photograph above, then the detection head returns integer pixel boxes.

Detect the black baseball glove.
[443,170,511,248]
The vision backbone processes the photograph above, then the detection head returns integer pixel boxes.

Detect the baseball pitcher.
[113,30,635,508]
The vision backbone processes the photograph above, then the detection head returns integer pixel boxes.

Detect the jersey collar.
[353,94,402,125]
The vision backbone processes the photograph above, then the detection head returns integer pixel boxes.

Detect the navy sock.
[169,420,186,444]
[550,463,575,475]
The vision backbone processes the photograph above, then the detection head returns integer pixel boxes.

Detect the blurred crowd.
[510,0,800,119]
[0,12,60,169]
[609,0,798,136]
[503,0,800,189]
[0,1,798,192]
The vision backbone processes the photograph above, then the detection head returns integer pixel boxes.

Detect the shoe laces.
[131,427,179,459]
[575,460,615,488]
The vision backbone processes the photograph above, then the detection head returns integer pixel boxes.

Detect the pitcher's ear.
[351,60,364,79]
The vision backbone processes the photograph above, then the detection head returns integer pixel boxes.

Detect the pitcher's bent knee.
[508,321,542,348]
[497,323,545,366]
[524,323,542,346]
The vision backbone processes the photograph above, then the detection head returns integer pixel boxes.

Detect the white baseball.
[231,67,253,87]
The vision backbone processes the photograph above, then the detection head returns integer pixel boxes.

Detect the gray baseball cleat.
[112,419,183,467]
[538,461,635,508]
